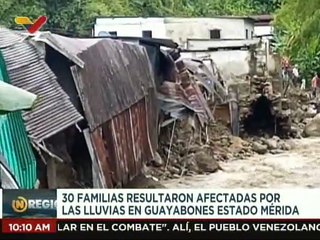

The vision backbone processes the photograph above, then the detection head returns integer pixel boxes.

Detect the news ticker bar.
[4,189,320,219]
[0,220,320,240]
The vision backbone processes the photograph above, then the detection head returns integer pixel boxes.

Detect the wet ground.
[161,137,320,188]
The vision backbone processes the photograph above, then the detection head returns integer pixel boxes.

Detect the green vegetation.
[0,0,281,36]
[274,0,320,81]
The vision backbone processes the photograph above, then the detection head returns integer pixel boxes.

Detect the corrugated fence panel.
[90,128,113,188]
[89,98,154,188]
[131,102,143,175]
[124,109,137,181]
[112,115,128,185]
[146,89,159,155]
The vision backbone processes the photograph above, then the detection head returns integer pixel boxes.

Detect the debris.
[252,142,268,154]
[263,138,278,150]
[154,61,315,181]
[304,113,320,137]
[270,149,284,154]
[278,141,292,151]
[124,174,166,188]
[151,152,164,167]
[194,151,221,173]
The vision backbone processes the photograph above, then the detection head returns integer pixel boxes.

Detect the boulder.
[279,141,292,151]
[270,149,284,154]
[252,142,268,154]
[229,136,246,153]
[286,139,297,149]
[306,106,317,118]
[272,135,280,141]
[263,138,278,150]
[304,114,320,137]
[194,152,220,173]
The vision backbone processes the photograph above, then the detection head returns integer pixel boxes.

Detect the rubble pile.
[235,75,317,154]
[148,50,318,181]
[146,120,254,180]
[287,91,318,134]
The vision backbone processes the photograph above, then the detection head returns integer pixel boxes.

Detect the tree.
[0,0,281,37]
[274,0,320,80]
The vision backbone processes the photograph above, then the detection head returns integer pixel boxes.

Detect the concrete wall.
[181,50,253,81]
[94,17,255,47]
[94,18,167,38]
[256,35,280,76]
[164,18,254,47]
[186,39,260,51]
[254,25,273,36]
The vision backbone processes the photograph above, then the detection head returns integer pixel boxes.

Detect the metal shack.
[31,33,169,188]
[0,27,84,189]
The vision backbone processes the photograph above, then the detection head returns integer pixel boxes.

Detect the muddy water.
[161,137,320,188]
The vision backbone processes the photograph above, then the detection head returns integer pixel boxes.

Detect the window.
[142,30,152,38]
[109,31,117,36]
[251,31,254,39]
[245,29,249,39]
[210,29,221,39]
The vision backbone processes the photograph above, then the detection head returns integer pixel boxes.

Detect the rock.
[286,139,297,149]
[183,154,200,173]
[281,109,291,117]
[304,114,320,137]
[194,152,220,173]
[270,149,284,154]
[151,152,164,167]
[167,166,181,175]
[306,107,317,118]
[124,174,166,188]
[301,105,308,111]
[229,136,246,153]
[252,142,268,154]
[279,141,292,151]
[272,135,280,141]
[263,139,278,150]
[303,118,313,125]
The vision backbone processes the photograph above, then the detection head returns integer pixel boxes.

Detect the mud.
[161,137,320,188]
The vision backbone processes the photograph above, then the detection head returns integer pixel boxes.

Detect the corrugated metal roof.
[96,36,178,48]
[32,32,101,68]
[0,27,83,143]
[72,39,155,130]
[0,51,37,189]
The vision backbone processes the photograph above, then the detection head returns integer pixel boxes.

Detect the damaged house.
[29,33,167,188]
[0,27,84,188]
[0,26,231,188]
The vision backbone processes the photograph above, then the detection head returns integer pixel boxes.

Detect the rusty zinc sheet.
[158,59,213,127]
[68,38,158,187]
[89,96,155,188]
[75,39,155,130]
[0,27,83,143]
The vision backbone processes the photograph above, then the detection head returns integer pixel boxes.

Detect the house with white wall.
[251,15,273,36]
[93,17,255,47]
[250,15,280,76]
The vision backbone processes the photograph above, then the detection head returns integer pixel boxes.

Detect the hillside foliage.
[274,0,320,80]
[0,0,280,36]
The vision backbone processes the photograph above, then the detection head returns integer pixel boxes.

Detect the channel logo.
[3,190,57,218]
[12,196,28,213]
[12,196,56,213]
